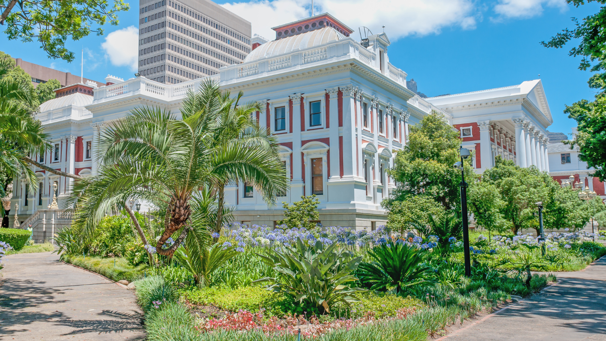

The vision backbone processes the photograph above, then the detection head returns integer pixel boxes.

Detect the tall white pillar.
[534,129,543,171]
[356,90,364,179]
[524,124,532,167]
[342,85,356,178]
[371,96,380,204]
[588,176,594,191]
[91,123,100,175]
[68,135,76,192]
[479,121,492,171]
[290,94,304,199]
[543,137,550,172]
[513,118,526,167]
[327,88,340,180]
[538,135,546,172]
[528,127,537,167]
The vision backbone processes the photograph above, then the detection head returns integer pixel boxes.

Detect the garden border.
[60,258,130,289]
[436,254,605,340]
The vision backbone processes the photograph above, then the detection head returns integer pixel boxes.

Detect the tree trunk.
[22,157,81,180]
[124,204,154,262]
[213,184,225,244]
[156,197,191,257]
[0,0,18,24]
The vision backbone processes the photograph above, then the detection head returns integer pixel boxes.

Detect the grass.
[6,242,55,255]
[61,254,149,282]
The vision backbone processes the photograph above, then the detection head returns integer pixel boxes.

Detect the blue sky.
[0,0,600,135]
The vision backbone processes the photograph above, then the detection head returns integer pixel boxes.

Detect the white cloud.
[222,0,477,42]
[50,62,57,70]
[101,26,139,71]
[494,0,567,19]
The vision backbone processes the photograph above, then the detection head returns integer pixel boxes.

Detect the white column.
[479,121,492,171]
[538,135,546,172]
[91,123,100,175]
[543,137,550,172]
[588,176,594,191]
[327,88,340,180]
[524,124,532,167]
[356,91,364,178]
[534,130,543,171]
[290,94,304,198]
[528,126,537,167]
[371,97,380,203]
[68,135,76,192]
[342,86,356,178]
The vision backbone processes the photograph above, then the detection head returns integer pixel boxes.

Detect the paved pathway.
[0,252,145,340]
[443,256,606,340]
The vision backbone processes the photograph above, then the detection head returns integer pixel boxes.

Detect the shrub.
[278,195,320,229]
[124,240,150,266]
[356,241,434,294]
[174,243,239,287]
[256,238,363,315]
[145,301,200,341]
[88,215,136,257]
[182,286,285,316]
[346,292,423,319]
[134,276,178,312]
[0,228,31,251]
[62,255,148,282]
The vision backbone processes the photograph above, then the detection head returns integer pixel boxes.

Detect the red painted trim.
[325,92,330,129]
[326,149,331,179]
[75,167,91,175]
[307,127,325,131]
[281,142,294,181]
[266,103,271,132]
[300,97,305,132]
[362,139,370,144]
[453,123,480,142]
[272,15,354,34]
[301,154,305,183]
[256,111,260,127]
[475,143,481,169]
[338,90,343,127]
[75,137,83,162]
[302,138,330,147]
[593,177,605,196]
[339,136,344,177]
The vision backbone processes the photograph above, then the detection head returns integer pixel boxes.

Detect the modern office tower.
[138,0,252,83]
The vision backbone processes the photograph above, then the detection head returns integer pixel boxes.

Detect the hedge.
[0,228,32,251]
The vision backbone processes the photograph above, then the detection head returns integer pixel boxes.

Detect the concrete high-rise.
[138,0,251,84]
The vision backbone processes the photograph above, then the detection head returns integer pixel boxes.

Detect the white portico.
[426,80,553,172]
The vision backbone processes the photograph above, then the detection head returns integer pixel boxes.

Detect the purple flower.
[564,244,571,249]
[211,232,220,239]
[222,241,232,248]
[235,247,245,252]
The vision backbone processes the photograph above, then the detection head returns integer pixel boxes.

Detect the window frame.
[243,182,254,198]
[38,182,43,206]
[363,102,369,128]
[561,153,571,164]
[392,116,398,138]
[378,109,384,135]
[460,126,473,138]
[274,106,286,132]
[85,140,92,160]
[53,144,60,162]
[309,100,322,128]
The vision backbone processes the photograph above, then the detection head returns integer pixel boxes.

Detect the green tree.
[468,181,507,237]
[387,111,474,211]
[36,79,61,103]
[71,80,288,256]
[0,0,129,61]
[278,195,320,229]
[483,158,559,235]
[542,1,606,181]
[586,195,606,231]
[544,186,590,231]
[386,195,444,235]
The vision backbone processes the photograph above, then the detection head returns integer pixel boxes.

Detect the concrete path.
[442,256,606,341]
[0,252,145,340]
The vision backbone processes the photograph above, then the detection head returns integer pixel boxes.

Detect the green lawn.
[61,255,149,283]
[6,242,55,255]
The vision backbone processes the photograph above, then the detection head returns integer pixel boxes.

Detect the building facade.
[138,0,252,83]
[13,58,104,87]
[11,13,571,234]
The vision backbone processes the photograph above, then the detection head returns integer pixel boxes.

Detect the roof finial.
[382,26,385,33]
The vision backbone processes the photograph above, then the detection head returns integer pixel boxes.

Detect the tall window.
[378,110,384,134]
[363,103,369,128]
[275,107,286,132]
[24,184,29,206]
[38,183,43,206]
[53,181,58,197]
[309,101,321,127]
[86,141,92,159]
[561,153,571,164]
[311,158,323,195]
[244,182,254,198]
[392,116,397,138]
[380,164,384,185]
[54,144,59,161]
[39,152,44,163]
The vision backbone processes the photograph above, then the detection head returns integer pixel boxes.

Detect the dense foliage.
[278,195,320,230]
[542,0,606,181]
[0,227,31,251]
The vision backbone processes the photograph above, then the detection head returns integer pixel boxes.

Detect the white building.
[10,13,561,236]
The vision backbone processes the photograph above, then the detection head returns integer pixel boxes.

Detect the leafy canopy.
[1,0,129,61]
[278,195,320,229]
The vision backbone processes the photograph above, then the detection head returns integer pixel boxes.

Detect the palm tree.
[71,80,288,256]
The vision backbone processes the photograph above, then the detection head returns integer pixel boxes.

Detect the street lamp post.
[536,201,545,256]
[455,146,471,277]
